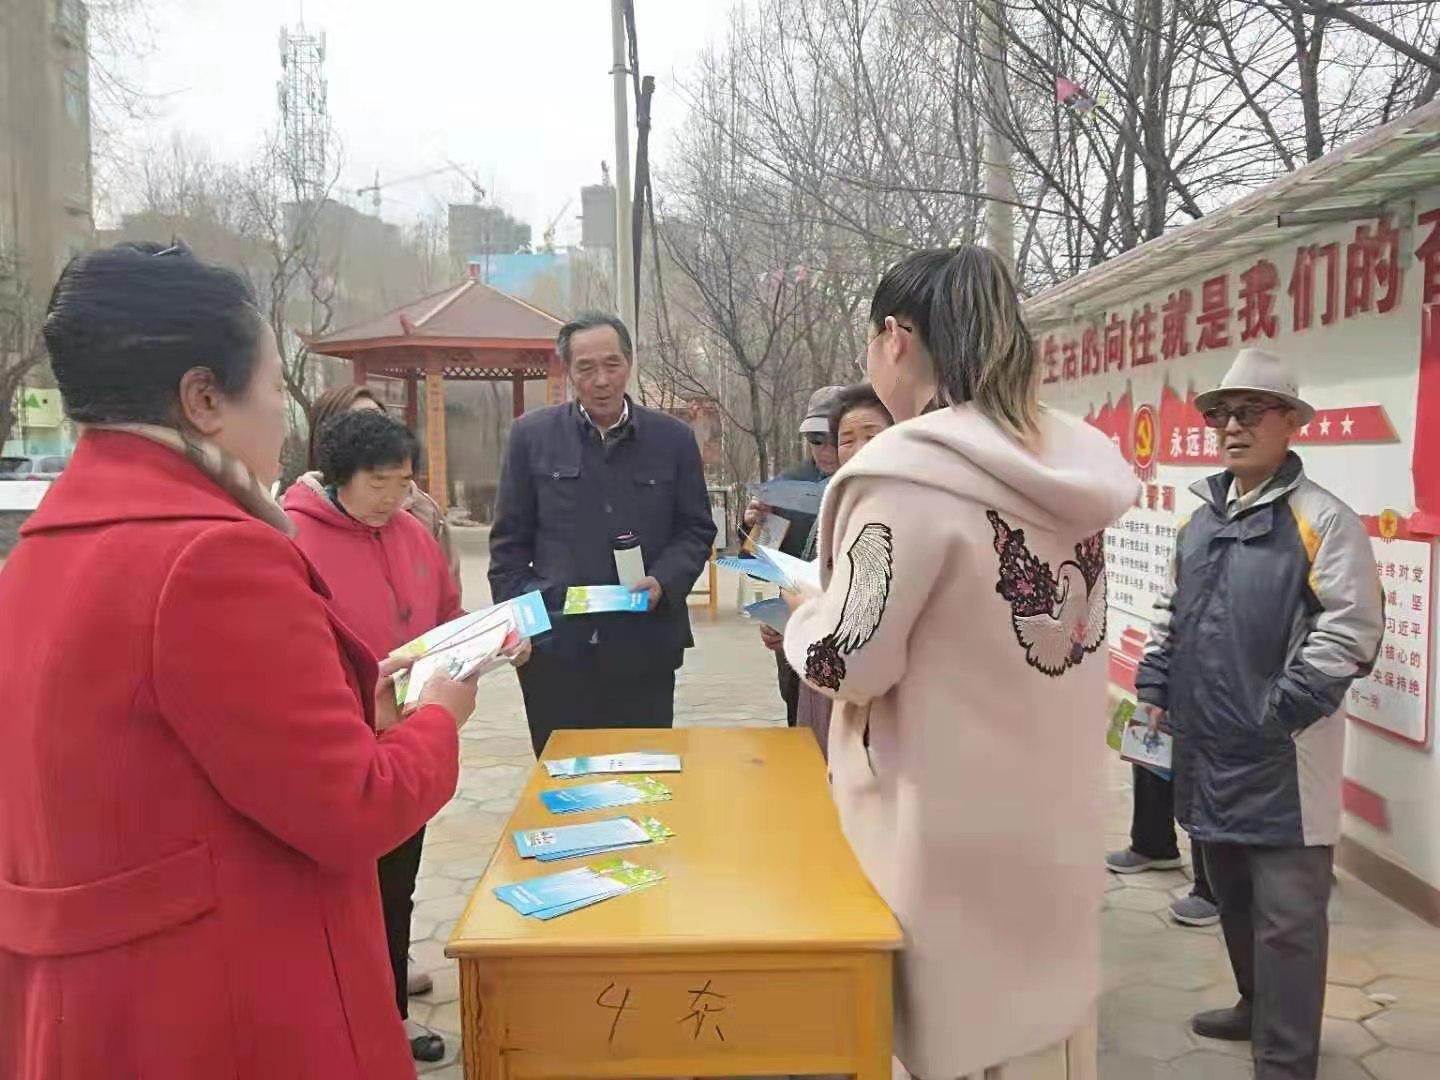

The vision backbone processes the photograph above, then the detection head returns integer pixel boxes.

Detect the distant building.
[580,182,616,251]
[1,0,94,456]
[449,204,531,260]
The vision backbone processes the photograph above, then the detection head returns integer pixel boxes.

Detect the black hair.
[44,241,265,425]
[317,409,420,488]
[557,311,633,366]
[828,382,894,440]
[869,244,1038,436]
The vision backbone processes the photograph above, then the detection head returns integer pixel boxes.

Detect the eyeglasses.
[1201,401,1288,429]
[804,432,836,447]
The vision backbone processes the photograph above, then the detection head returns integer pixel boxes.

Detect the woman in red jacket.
[283,408,463,1062]
[0,242,478,1080]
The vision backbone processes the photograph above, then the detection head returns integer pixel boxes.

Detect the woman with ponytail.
[784,245,1137,1079]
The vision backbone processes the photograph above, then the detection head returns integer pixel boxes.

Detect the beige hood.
[829,402,1138,540]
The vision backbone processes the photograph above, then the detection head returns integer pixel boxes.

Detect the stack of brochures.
[717,543,822,596]
[514,815,674,862]
[389,591,550,706]
[493,858,665,920]
[540,776,672,815]
[562,585,651,615]
[543,752,682,779]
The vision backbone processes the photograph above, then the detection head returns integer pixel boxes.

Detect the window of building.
[55,0,86,41]
[63,66,87,127]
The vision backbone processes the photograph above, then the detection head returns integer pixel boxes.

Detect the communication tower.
[277,24,329,199]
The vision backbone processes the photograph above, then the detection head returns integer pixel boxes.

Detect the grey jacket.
[1135,453,1383,847]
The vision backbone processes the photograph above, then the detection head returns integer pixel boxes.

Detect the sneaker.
[1106,848,1184,874]
[407,955,433,996]
[1170,893,1220,927]
[405,1018,445,1062]
[1191,1002,1252,1042]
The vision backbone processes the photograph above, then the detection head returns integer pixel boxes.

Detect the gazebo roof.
[306,277,564,358]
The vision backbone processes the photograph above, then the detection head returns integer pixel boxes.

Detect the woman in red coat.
[284,408,464,1062]
[0,242,478,1079]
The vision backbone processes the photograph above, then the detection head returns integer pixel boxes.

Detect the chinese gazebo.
[305,271,566,510]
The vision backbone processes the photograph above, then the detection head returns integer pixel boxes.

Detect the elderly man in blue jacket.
[1134,349,1383,1080]
[489,312,716,757]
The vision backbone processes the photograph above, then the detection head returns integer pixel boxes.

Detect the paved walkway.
[404,533,1440,1079]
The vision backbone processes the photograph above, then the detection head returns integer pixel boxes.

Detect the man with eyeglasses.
[745,385,844,725]
[1131,349,1383,1080]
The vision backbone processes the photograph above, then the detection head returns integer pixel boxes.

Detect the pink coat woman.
[785,247,1136,1079]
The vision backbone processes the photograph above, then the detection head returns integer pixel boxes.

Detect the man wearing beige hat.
[1133,348,1383,1080]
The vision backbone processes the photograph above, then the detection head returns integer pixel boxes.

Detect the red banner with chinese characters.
[1413,303,1440,535]
[1349,512,1434,749]
[1087,381,1398,468]
[1039,212,1416,389]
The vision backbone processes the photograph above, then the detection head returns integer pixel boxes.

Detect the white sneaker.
[407,955,433,996]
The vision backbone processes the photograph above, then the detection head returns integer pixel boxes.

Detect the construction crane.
[541,198,573,253]
[356,161,486,215]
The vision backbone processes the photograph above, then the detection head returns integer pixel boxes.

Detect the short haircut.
[557,311,633,366]
[828,382,894,440]
[317,410,420,488]
[45,241,264,425]
[307,384,383,471]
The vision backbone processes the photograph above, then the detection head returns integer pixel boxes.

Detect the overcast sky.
[109,0,735,243]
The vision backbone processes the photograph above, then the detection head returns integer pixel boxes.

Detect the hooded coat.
[784,403,1136,1078]
[283,479,463,660]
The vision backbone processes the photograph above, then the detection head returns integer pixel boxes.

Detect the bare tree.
[0,258,47,449]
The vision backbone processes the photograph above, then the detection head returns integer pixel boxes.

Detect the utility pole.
[610,0,639,390]
[979,0,1015,276]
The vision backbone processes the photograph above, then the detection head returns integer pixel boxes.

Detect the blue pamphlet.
[544,752,682,778]
[717,544,822,595]
[742,597,791,632]
[514,817,650,859]
[539,777,672,815]
[563,585,650,615]
[514,815,674,862]
[493,858,666,919]
[752,477,826,517]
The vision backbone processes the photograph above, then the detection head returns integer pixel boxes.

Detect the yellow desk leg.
[460,961,504,1080]
[855,951,895,1080]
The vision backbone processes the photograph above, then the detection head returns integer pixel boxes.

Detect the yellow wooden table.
[446,726,902,1080]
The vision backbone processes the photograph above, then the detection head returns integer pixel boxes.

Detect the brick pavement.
[401,532,1440,1078]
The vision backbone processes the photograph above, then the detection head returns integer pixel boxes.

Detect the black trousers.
[518,647,676,758]
[1205,843,1334,1080]
[1131,764,1213,901]
[776,651,800,727]
[377,825,426,1021]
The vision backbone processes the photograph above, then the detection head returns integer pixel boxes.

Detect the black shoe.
[406,1019,445,1062]
[1192,1003,1252,1042]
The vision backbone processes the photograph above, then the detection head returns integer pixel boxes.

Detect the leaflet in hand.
[399,608,515,709]
[539,776,672,814]
[742,511,791,553]
[543,752,682,778]
[390,591,550,703]
[1120,716,1173,781]
[514,815,674,862]
[742,596,791,632]
[493,857,665,920]
[718,543,821,596]
[750,477,826,517]
[563,585,650,615]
